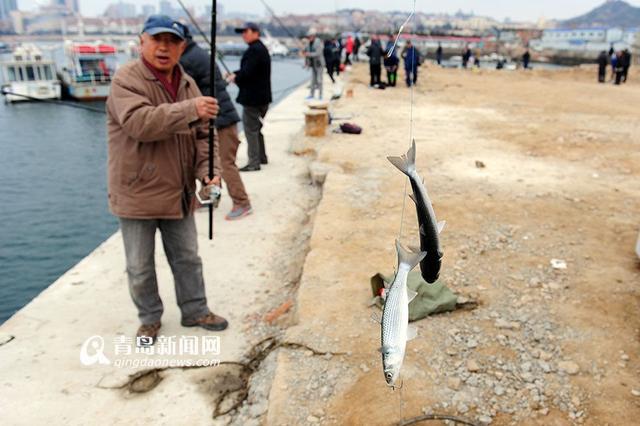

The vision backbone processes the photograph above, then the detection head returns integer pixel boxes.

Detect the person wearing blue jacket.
[402,40,420,87]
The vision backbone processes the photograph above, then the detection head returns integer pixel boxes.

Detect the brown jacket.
[106,59,220,219]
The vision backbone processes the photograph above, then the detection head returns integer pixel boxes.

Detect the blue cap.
[142,15,186,40]
[234,22,260,33]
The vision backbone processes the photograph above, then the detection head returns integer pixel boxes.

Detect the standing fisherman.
[522,49,531,70]
[597,50,608,83]
[179,26,253,220]
[403,40,420,87]
[106,15,229,343]
[227,22,272,172]
[367,34,384,88]
[436,42,443,66]
[305,29,325,100]
[344,35,354,66]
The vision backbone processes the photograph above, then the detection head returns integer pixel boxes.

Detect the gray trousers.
[242,104,269,168]
[310,66,323,98]
[119,215,210,325]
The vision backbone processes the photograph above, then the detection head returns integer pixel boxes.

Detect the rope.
[1,90,106,113]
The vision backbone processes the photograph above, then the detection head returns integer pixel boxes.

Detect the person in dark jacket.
[436,43,443,66]
[597,50,608,83]
[621,49,631,83]
[522,50,531,69]
[323,37,342,83]
[180,26,253,220]
[614,50,625,85]
[462,47,471,68]
[402,40,420,87]
[366,35,384,87]
[384,38,399,87]
[354,36,361,62]
[227,22,272,172]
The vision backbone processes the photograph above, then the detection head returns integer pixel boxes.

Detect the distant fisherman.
[366,34,384,88]
[597,50,608,83]
[179,25,253,220]
[305,28,325,100]
[227,22,272,172]
[106,15,229,344]
[402,40,420,87]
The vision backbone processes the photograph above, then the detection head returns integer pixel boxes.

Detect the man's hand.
[203,176,221,187]
[225,73,236,84]
[194,96,219,120]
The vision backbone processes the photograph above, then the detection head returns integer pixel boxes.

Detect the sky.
[16,0,640,22]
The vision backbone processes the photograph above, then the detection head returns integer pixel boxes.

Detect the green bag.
[370,271,458,322]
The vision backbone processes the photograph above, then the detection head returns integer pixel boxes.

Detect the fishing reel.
[195,179,221,209]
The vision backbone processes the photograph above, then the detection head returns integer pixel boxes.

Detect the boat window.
[26,65,35,81]
[44,65,53,80]
[36,66,42,80]
[7,66,16,81]
[17,67,24,81]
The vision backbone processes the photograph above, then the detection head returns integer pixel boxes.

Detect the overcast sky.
[17,0,640,22]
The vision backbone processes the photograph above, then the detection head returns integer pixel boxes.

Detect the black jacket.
[180,40,240,129]
[234,39,272,107]
[367,40,384,66]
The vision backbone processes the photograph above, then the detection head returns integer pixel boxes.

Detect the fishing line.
[397,0,417,243]
[175,0,232,74]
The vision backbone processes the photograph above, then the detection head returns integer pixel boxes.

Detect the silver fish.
[381,240,426,387]
[387,140,446,283]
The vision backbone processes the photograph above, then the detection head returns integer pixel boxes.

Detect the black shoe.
[239,165,261,172]
[260,158,268,165]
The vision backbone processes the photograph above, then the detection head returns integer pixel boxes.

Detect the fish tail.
[387,141,417,176]
[396,240,426,270]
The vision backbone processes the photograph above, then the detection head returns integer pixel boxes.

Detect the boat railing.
[74,70,112,84]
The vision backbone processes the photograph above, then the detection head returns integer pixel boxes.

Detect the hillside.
[562,0,640,28]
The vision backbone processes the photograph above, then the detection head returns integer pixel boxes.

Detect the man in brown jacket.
[107,15,228,344]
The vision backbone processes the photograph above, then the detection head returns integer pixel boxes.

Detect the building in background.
[104,2,137,19]
[531,27,639,52]
[52,0,79,15]
[1,0,17,21]
[141,4,156,18]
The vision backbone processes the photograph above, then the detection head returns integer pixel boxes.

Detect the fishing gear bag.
[339,123,362,134]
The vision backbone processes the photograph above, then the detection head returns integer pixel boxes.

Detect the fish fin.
[396,240,427,270]
[407,325,418,341]
[407,193,417,204]
[437,220,446,234]
[407,289,418,303]
[408,245,421,253]
[387,155,410,176]
[370,312,381,324]
[406,140,417,170]
[419,224,426,236]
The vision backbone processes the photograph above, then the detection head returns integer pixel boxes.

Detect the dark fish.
[387,140,445,283]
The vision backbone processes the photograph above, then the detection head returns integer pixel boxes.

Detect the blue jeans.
[405,66,418,86]
[119,215,210,325]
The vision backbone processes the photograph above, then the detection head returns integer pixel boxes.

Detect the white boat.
[263,30,290,57]
[59,41,117,101]
[0,44,61,103]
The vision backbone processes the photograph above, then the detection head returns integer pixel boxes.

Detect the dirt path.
[266,64,640,425]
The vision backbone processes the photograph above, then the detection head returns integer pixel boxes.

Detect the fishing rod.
[257,0,306,50]
[207,0,217,240]
[175,0,231,74]
[1,89,106,113]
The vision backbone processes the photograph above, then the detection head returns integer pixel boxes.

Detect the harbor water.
[0,53,309,323]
